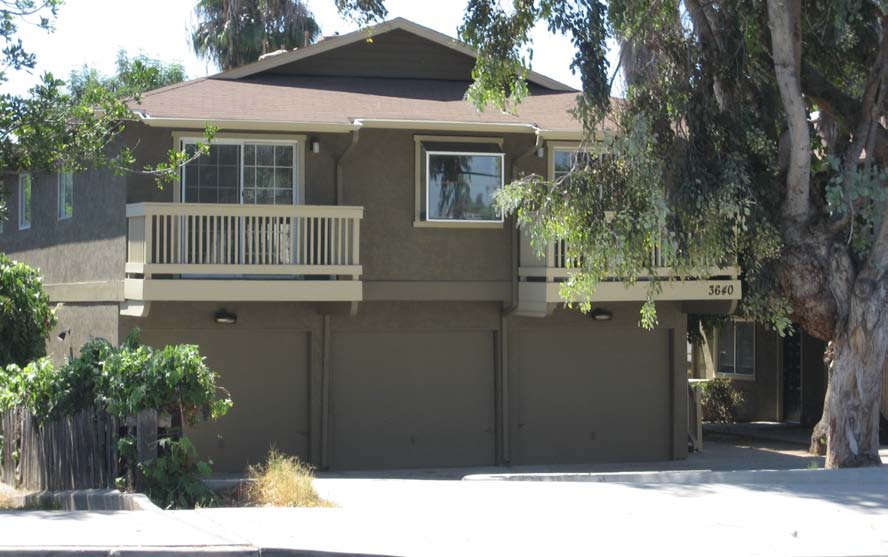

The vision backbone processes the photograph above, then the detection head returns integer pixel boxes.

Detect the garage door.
[142,330,310,474]
[512,327,670,465]
[331,330,496,469]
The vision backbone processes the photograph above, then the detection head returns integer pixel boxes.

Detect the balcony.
[517,234,741,317]
[124,203,363,303]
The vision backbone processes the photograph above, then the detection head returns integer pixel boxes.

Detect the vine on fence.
[0,329,232,424]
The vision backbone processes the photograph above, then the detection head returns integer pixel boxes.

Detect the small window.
[552,147,598,181]
[422,144,504,223]
[717,321,755,377]
[58,171,73,219]
[18,173,31,230]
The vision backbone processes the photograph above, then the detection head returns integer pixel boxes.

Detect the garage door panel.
[142,330,309,474]
[332,331,495,469]
[513,327,670,465]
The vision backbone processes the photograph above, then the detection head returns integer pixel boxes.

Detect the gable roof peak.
[214,16,575,92]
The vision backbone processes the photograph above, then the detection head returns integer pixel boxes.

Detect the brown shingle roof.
[130,75,596,133]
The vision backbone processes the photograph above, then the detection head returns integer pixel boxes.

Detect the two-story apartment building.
[0,18,741,472]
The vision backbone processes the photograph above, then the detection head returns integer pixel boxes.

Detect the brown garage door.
[142,330,310,474]
[331,330,496,469]
[512,327,671,465]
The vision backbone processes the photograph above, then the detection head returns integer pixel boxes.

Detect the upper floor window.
[18,173,31,230]
[426,150,503,222]
[552,147,598,181]
[58,171,73,220]
[180,139,300,205]
[415,139,504,225]
[717,320,755,378]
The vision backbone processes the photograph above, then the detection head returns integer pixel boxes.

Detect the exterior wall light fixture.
[214,309,237,325]
[589,308,613,321]
[311,139,320,154]
[57,328,71,341]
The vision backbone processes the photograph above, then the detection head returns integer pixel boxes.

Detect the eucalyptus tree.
[340,0,888,468]
[190,0,321,71]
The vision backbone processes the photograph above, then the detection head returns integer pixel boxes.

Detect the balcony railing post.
[143,207,153,278]
[351,215,360,279]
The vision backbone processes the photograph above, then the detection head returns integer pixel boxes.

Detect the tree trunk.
[822,256,888,467]
[809,342,833,455]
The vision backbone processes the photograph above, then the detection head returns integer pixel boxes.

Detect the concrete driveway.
[190,467,888,557]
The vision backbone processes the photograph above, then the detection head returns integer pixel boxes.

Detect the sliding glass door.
[179,139,300,272]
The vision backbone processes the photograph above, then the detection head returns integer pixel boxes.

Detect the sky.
[3,0,621,96]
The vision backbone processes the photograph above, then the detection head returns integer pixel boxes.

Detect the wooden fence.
[0,406,118,492]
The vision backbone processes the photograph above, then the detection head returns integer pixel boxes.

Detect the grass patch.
[244,450,332,508]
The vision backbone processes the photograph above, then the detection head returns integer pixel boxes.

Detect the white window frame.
[715,320,756,380]
[179,137,302,205]
[18,173,31,230]
[424,150,505,224]
[58,171,73,220]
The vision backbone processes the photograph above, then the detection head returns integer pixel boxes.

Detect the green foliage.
[139,436,216,510]
[0,253,56,367]
[823,156,888,257]
[0,1,62,85]
[459,0,610,126]
[68,51,185,104]
[0,5,213,191]
[191,0,321,71]
[102,334,233,424]
[0,331,232,424]
[700,378,745,423]
[335,0,386,26]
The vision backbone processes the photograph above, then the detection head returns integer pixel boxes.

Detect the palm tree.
[191,0,321,71]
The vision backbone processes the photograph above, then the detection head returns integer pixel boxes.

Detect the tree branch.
[768,0,812,223]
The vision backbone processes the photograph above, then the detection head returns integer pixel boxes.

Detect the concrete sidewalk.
[2,466,888,556]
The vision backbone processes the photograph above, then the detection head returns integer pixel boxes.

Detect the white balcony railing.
[126,203,363,279]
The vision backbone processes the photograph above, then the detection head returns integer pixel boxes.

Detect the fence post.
[135,408,158,490]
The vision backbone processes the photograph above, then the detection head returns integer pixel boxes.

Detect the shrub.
[139,436,216,509]
[0,254,56,367]
[0,330,232,424]
[245,450,330,508]
[700,378,744,423]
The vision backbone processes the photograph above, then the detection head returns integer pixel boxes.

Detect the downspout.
[335,129,361,205]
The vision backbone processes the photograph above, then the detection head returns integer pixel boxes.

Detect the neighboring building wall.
[48,303,121,365]
[0,168,127,284]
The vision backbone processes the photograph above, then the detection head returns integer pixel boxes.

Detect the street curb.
[0,547,257,556]
[462,466,888,484]
[0,547,397,556]
[8,489,160,512]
